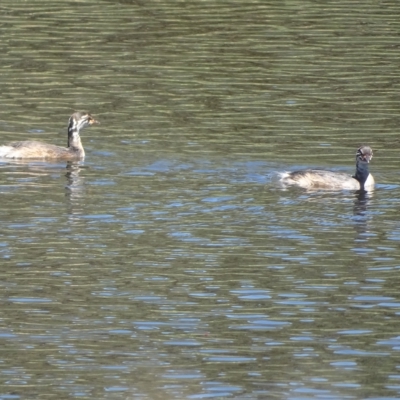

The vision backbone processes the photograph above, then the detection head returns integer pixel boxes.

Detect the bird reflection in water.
[354,188,372,215]
[65,161,87,221]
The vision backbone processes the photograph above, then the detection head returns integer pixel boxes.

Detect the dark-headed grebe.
[0,112,99,160]
[279,146,374,190]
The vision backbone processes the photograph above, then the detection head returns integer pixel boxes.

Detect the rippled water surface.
[1,1,400,399]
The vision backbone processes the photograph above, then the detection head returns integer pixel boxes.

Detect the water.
[0,1,400,399]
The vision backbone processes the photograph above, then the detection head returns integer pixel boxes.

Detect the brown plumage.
[279,146,375,191]
[0,112,98,160]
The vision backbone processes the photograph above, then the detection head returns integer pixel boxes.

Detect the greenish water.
[0,1,400,399]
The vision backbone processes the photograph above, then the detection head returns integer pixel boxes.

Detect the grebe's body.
[0,112,98,160]
[280,146,374,191]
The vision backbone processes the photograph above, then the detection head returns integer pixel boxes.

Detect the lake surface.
[1,1,400,399]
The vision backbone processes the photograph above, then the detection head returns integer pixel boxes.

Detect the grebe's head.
[356,146,373,164]
[68,112,99,134]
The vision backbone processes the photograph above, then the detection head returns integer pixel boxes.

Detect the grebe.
[0,112,98,160]
[279,146,374,190]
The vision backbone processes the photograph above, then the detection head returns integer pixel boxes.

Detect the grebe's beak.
[89,117,99,125]
[363,153,372,163]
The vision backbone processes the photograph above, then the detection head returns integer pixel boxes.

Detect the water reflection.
[65,161,86,222]
[65,161,85,198]
[1,0,400,399]
[353,189,372,215]
[352,189,375,256]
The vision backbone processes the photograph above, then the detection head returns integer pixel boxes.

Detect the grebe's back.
[279,146,374,191]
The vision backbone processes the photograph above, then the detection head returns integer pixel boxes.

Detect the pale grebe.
[279,146,374,190]
[0,112,98,160]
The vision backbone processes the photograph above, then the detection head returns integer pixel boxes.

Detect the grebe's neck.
[67,116,84,156]
[353,160,370,190]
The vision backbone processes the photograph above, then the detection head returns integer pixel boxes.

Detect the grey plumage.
[0,112,98,160]
[279,146,374,190]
